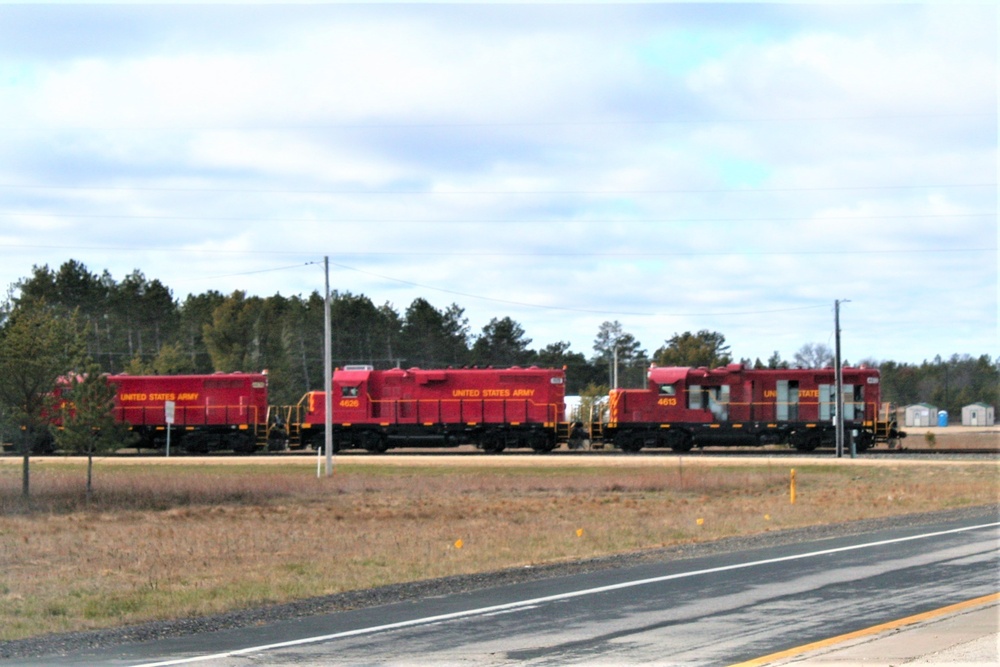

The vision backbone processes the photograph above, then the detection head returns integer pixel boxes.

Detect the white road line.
[132,521,1000,667]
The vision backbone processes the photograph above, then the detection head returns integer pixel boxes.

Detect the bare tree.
[793,343,834,368]
[593,321,646,388]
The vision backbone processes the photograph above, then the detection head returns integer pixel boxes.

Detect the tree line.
[1,260,714,402]
[2,260,994,502]
[1,259,997,436]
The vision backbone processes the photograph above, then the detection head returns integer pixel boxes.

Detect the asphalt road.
[6,512,998,667]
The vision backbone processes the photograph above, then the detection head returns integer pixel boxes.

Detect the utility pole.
[613,344,619,390]
[324,256,333,477]
[834,299,851,458]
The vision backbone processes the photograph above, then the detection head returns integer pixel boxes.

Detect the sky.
[0,1,996,367]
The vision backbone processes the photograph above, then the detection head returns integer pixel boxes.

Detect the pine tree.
[56,366,135,501]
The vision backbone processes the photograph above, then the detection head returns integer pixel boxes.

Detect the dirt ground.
[900,425,999,449]
[2,443,996,644]
[0,426,995,468]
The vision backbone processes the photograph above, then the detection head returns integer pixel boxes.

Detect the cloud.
[0,3,994,365]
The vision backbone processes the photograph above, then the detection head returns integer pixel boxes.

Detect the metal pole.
[834,299,845,458]
[848,324,856,460]
[324,256,333,477]
[613,344,619,390]
[165,400,175,457]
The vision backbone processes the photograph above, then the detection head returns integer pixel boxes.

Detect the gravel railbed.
[2,504,997,660]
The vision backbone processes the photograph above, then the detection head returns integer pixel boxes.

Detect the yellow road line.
[729,592,1000,667]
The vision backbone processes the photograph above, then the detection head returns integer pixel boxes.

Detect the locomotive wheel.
[480,433,505,454]
[362,431,388,454]
[311,432,344,454]
[134,429,157,452]
[184,434,209,454]
[529,433,556,453]
[616,433,644,453]
[230,433,256,455]
[793,434,820,451]
[669,433,693,453]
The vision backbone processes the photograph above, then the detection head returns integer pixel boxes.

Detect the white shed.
[961,403,995,427]
[904,403,938,427]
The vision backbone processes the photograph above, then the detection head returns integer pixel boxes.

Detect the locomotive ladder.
[262,404,302,450]
[587,421,607,447]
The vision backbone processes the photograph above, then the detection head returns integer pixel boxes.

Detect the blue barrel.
[937,410,949,427]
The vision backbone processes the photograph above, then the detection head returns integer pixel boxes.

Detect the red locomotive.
[281,365,567,453]
[24,363,905,455]
[108,372,270,453]
[604,363,903,452]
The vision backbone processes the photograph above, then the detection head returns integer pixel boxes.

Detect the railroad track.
[6,446,996,458]
[272,446,999,458]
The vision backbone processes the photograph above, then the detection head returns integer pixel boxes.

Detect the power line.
[0,111,992,132]
[179,263,316,282]
[327,259,834,319]
[1,211,993,225]
[0,182,993,196]
[0,242,992,259]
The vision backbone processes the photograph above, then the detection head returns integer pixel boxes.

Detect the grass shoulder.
[1,456,997,642]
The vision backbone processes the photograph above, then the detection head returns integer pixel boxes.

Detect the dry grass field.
[900,426,999,449]
[1,451,997,643]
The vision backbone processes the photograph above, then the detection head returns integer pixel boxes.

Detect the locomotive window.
[658,385,676,396]
[341,386,359,398]
[688,384,702,409]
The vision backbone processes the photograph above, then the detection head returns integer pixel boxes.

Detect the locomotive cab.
[607,364,897,453]
[333,367,371,420]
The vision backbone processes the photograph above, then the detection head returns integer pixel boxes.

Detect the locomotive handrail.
[365,396,561,427]
[116,404,263,427]
[604,395,885,426]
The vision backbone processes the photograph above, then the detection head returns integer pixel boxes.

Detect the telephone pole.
[834,299,851,458]
[324,256,333,476]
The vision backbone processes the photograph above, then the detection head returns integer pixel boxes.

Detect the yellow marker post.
[454,539,463,549]
[790,468,797,504]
